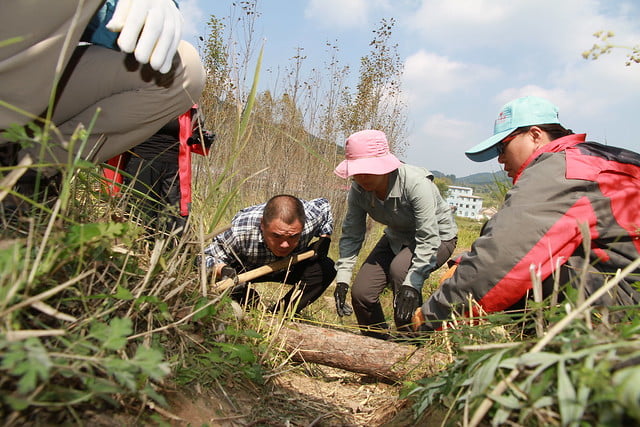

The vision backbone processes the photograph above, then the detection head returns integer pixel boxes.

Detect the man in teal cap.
[412,95,640,332]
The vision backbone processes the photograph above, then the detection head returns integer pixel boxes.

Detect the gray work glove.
[334,282,353,317]
[394,285,422,323]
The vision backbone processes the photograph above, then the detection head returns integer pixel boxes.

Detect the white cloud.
[406,0,519,50]
[493,86,569,110]
[179,0,207,41]
[420,114,476,141]
[409,0,508,27]
[402,51,497,108]
[404,0,640,61]
[304,0,392,29]
[405,114,498,175]
[304,0,369,29]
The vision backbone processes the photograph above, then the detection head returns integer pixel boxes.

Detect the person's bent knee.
[350,282,372,305]
[176,41,206,105]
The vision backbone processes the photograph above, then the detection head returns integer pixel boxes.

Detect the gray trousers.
[351,234,457,339]
[0,1,205,170]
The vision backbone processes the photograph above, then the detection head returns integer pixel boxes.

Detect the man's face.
[261,218,303,257]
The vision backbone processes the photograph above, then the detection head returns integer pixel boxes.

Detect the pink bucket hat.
[334,130,402,179]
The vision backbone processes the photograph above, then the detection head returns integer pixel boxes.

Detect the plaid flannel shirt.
[203,198,333,271]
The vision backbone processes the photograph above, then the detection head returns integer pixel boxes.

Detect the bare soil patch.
[164,365,408,426]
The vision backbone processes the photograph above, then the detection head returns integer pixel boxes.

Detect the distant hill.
[455,171,508,186]
[432,170,508,187]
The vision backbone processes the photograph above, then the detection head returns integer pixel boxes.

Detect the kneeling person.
[203,195,336,314]
[414,96,640,332]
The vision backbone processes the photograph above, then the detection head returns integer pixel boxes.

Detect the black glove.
[334,282,353,317]
[219,265,238,284]
[187,130,216,148]
[311,236,331,259]
[394,285,422,323]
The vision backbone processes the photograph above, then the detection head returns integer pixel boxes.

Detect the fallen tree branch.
[277,321,450,383]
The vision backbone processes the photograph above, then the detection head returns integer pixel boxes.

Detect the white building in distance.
[447,185,483,219]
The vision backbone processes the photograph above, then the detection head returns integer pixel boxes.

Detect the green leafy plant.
[0,320,169,415]
[404,259,640,426]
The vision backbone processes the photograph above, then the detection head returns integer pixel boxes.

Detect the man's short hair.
[262,195,306,226]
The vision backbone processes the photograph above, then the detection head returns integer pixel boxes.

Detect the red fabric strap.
[102,154,125,195]
[178,108,194,216]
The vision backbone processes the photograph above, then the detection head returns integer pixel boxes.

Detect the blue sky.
[180,0,640,177]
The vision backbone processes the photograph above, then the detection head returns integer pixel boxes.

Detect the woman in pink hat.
[333,129,458,340]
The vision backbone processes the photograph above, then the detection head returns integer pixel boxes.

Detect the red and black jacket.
[422,134,640,330]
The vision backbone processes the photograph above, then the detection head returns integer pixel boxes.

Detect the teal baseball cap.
[465,96,560,162]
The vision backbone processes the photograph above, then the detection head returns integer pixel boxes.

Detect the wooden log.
[278,322,451,382]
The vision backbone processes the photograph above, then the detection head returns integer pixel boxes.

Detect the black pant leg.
[258,257,336,314]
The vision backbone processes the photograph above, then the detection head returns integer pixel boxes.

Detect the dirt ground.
[155,281,457,426]
[85,282,456,426]
[163,365,411,426]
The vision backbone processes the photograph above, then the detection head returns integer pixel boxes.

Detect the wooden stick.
[211,249,316,293]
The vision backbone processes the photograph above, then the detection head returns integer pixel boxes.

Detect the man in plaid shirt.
[203,195,336,314]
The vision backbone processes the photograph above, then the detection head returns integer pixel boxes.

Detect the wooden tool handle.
[211,249,316,292]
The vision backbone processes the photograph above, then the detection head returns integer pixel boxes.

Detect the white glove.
[106,0,183,74]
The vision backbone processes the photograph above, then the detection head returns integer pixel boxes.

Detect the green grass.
[454,216,484,251]
[403,258,640,426]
